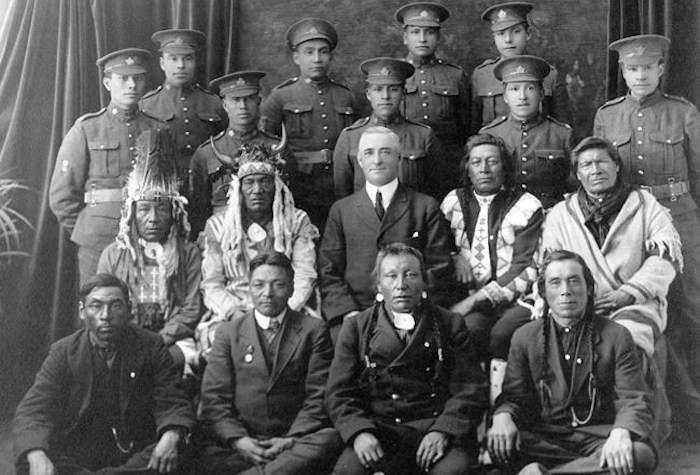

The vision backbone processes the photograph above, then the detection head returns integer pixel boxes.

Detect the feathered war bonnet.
[116,129,190,259]
[209,126,299,273]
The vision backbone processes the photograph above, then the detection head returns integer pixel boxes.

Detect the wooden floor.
[0,422,698,474]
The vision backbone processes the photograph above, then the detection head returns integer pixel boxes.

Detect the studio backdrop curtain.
[0,0,239,418]
[606,0,700,104]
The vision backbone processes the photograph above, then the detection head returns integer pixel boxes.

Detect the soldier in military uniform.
[333,57,443,200]
[480,55,572,209]
[395,2,470,197]
[140,29,226,192]
[189,71,294,239]
[49,49,169,285]
[471,2,571,131]
[260,18,357,232]
[593,35,700,423]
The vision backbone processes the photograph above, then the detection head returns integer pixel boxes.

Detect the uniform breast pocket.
[399,149,426,189]
[198,112,223,127]
[609,132,632,166]
[335,106,355,129]
[649,131,685,173]
[88,140,121,177]
[534,149,567,179]
[282,103,313,139]
[430,84,458,118]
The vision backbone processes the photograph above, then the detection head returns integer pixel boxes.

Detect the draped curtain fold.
[0,0,238,418]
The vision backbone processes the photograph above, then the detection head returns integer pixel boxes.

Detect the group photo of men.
[1,0,700,474]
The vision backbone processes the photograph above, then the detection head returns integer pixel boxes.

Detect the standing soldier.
[333,58,443,200]
[189,71,294,238]
[472,2,571,131]
[261,18,357,232]
[594,35,700,415]
[49,48,169,285]
[480,55,572,209]
[140,29,226,193]
[395,2,470,196]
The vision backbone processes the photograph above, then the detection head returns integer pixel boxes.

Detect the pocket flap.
[334,106,355,115]
[535,149,566,160]
[649,131,683,145]
[402,149,426,160]
[431,84,458,96]
[197,112,223,122]
[283,103,313,114]
[609,133,631,147]
[88,140,120,151]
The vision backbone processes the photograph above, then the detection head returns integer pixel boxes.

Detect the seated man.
[199,252,340,475]
[189,70,294,238]
[333,57,443,200]
[442,133,542,361]
[541,136,681,358]
[198,141,318,353]
[320,126,452,336]
[98,130,202,375]
[327,243,488,475]
[488,250,657,475]
[13,274,195,475]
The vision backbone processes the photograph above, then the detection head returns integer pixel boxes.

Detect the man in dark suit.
[320,126,452,335]
[487,250,657,474]
[13,274,195,475]
[199,252,340,475]
[326,243,488,475]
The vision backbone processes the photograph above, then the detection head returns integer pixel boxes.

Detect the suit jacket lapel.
[391,307,432,368]
[269,310,302,389]
[371,306,406,365]
[240,313,269,376]
[570,323,602,398]
[119,328,144,415]
[354,190,381,232]
[72,331,95,422]
[379,185,409,237]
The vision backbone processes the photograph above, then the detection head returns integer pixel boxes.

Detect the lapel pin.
[129,371,136,379]
[412,231,419,238]
[244,344,254,363]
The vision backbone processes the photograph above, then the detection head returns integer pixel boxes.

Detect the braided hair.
[535,250,597,416]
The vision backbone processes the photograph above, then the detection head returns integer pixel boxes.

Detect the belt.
[84,188,123,205]
[640,179,689,202]
[295,149,332,165]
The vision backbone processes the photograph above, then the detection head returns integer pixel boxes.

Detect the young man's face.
[293,39,332,81]
[103,73,147,108]
[492,23,529,57]
[160,52,196,87]
[403,26,440,59]
[366,84,403,121]
[544,259,589,323]
[249,264,293,317]
[223,93,261,130]
[621,60,664,100]
[503,81,542,121]
[80,286,130,346]
[357,131,400,187]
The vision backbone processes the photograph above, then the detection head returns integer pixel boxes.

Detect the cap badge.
[633,45,647,56]
[420,10,429,17]
[497,9,508,19]
[515,65,526,74]
[379,67,391,76]
[125,57,135,65]
[308,27,319,34]
[235,77,247,86]
[174,37,185,45]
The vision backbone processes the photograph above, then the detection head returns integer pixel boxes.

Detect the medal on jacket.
[244,344,254,363]
[247,222,267,243]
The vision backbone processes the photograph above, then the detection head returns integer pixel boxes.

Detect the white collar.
[254,308,287,329]
[366,179,399,208]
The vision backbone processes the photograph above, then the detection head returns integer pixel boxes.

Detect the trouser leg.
[246,428,341,475]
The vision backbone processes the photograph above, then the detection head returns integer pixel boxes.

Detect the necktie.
[264,318,281,343]
[470,195,493,286]
[375,190,385,221]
